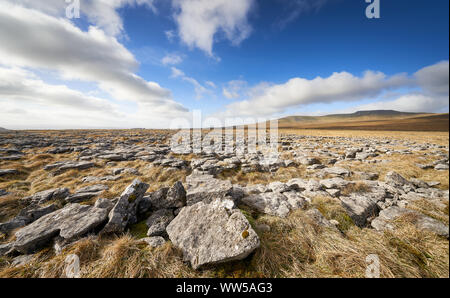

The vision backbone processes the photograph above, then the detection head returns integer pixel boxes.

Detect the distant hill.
[326,110,422,118]
[277,110,449,132]
[0,127,9,132]
[280,110,425,123]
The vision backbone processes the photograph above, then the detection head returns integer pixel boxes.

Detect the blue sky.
[0,0,448,129]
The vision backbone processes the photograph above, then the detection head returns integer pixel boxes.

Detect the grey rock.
[12,254,34,267]
[45,161,95,175]
[185,173,235,206]
[371,206,449,238]
[101,179,149,234]
[94,198,115,212]
[142,236,166,248]
[320,177,349,189]
[282,191,310,210]
[321,167,351,177]
[340,193,382,227]
[22,188,70,205]
[241,192,291,218]
[0,169,18,176]
[12,203,109,254]
[385,171,411,188]
[146,209,174,237]
[162,181,187,209]
[435,163,449,171]
[166,199,260,269]
[0,242,15,256]
[81,175,121,183]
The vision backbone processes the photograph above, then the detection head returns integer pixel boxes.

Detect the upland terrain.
[0,112,448,278]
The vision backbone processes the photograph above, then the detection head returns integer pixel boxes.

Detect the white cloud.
[165,30,176,42]
[0,3,188,116]
[0,66,132,129]
[7,0,157,37]
[415,60,449,96]
[170,67,185,78]
[223,80,247,99]
[349,94,449,114]
[170,67,212,99]
[171,0,255,56]
[0,66,120,114]
[217,61,449,119]
[219,70,411,118]
[162,53,184,65]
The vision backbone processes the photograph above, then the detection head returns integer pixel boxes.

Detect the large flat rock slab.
[167,199,260,269]
[12,203,109,254]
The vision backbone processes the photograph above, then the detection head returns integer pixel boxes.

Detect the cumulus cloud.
[0,66,134,129]
[218,70,412,118]
[171,0,255,56]
[0,66,120,114]
[6,0,157,37]
[0,3,188,116]
[415,60,449,96]
[217,61,449,119]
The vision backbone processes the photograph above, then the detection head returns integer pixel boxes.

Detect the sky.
[0,0,448,129]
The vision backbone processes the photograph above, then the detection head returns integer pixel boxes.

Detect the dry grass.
[218,166,309,186]
[340,182,372,196]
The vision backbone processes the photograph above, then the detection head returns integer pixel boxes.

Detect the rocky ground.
[0,129,448,278]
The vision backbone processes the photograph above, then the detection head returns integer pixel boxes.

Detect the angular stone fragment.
[151,181,186,210]
[384,171,411,188]
[146,209,174,237]
[167,199,260,269]
[339,194,382,227]
[101,179,149,234]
